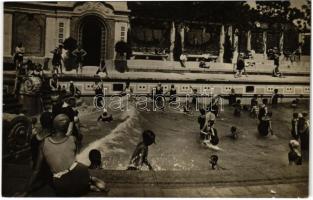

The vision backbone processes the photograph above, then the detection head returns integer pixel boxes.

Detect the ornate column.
[169,21,175,61]
[263,31,267,59]
[180,24,185,51]
[218,24,225,63]
[233,28,239,52]
[228,25,233,45]
[279,31,284,56]
[247,30,251,51]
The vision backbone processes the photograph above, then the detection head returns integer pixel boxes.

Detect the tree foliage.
[249,1,310,31]
[128,1,310,31]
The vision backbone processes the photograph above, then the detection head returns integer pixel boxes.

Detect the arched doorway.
[80,16,106,66]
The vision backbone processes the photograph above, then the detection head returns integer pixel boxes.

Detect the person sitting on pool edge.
[23,114,108,197]
[97,108,113,122]
[199,58,209,68]
[127,130,156,171]
[234,53,247,78]
[272,65,283,78]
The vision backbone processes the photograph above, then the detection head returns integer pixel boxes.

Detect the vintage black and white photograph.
[2,0,311,197]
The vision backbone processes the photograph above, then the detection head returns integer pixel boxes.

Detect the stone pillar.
[218,24,225,63]
[169,21,175,61]
[233,28,239,52]
[180,24,185,51]
[279,31,284,55]
[263,31,267,59]
[247,30,251,51]
[4,13,13,56]
[228,25,233,45]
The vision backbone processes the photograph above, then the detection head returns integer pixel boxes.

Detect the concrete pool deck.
[2,162,308,197]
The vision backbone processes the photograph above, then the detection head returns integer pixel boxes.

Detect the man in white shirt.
[179,52,187,67]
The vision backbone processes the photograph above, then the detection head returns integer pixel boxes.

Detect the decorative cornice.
[73,2,113,15]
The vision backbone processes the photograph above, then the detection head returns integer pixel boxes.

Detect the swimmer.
[97,108,113,122]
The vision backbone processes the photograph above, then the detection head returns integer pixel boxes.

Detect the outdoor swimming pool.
[76,99,309,171]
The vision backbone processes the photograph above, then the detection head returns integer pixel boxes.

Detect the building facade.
[4,1,129,65]
[4,1,309,66]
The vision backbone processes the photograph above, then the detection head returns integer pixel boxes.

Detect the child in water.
[209,155,218,170]
[182,100,192,115]
[228,126,238,140]
[201,120,219,146]
[288,140,302,165]
[209,155,225,170]
[234,99,242,117]
[127,130,156,170]
[89,149,102,169]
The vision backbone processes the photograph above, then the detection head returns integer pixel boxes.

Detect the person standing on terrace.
[180,52,187,67]
[232,49,239,72]
[272,48,284,78]
[14,42,25,68]
[51,45,63,74]
[72,45,87,75]
[234,53,247,78]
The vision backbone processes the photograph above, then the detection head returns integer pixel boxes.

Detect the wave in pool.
[76,105,142,168]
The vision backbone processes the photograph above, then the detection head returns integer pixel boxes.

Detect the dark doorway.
[81,16,104,66]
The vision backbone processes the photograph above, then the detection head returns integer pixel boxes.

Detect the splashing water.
[76,105,141,167]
